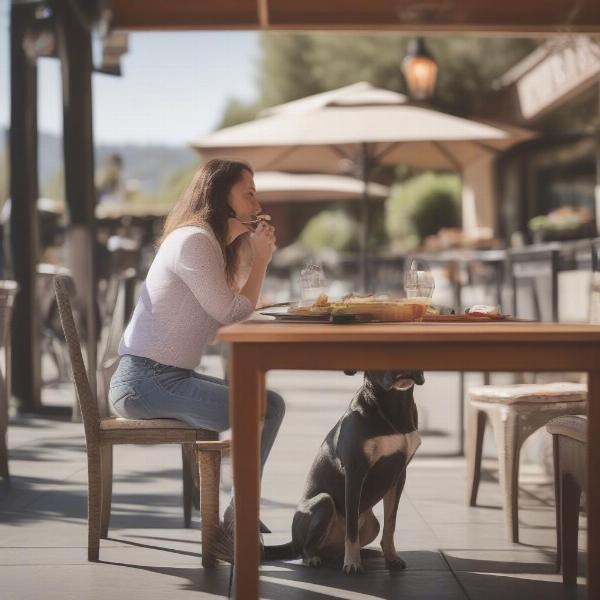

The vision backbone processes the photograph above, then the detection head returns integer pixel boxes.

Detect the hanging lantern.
[402,37,438,101]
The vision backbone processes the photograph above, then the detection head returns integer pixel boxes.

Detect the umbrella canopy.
[192,82,531,173]
[254,171,388,203]
[193,82,532,289]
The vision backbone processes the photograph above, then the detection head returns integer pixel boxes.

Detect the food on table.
[465,305,501,317]
[289,293,430,321]
[314,292,330,307]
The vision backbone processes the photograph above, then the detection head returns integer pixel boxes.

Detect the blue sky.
[0,10,260,146]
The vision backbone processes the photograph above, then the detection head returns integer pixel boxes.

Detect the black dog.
[264,369,424,574]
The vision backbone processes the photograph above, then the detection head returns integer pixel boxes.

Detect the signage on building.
[516,38,600,120]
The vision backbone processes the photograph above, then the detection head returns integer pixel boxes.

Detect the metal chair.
[54,275,227,565]
[547,414,586,586]
[0,281,18,479]
[507,245,560,322]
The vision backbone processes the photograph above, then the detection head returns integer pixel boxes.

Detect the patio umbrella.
[254,171,389,203]
[193,82,531,289]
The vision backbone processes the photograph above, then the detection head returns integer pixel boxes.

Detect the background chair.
[466,246,598,543]
[0,280,18,479]
[547,414,586,586]
[466,384,586,542]
[508,245,560,322]
[54,275,227,566]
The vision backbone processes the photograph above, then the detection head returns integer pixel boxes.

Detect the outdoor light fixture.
[401,37,438,101]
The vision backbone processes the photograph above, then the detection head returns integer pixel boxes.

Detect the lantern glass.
[402,39,438,100]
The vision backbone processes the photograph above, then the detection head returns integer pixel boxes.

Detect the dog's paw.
[385,555,407,571]
[303,555,322,568]
[343,560,364,575]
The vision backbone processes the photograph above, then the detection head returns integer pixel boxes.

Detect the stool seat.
[469,382,587,405]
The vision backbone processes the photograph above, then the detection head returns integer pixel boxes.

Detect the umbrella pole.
[359,143,370,293]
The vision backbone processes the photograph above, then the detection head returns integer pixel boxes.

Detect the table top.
[217,320,600,344]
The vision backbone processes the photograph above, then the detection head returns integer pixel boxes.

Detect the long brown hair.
[158,158,253,285]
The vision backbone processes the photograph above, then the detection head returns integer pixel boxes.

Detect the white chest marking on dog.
[363,431,421,466]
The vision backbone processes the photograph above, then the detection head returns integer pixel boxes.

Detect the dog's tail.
[263,541,298,561]
[208,525,299,563]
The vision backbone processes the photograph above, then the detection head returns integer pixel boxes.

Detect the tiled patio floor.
[0,363,587,599]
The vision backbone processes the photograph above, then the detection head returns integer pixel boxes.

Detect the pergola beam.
[107,0,600,33]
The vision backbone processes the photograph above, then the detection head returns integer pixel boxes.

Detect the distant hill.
[1,129,199,196]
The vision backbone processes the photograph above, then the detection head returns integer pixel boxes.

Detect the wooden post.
[9,3,42,411]
[54,0,98,402]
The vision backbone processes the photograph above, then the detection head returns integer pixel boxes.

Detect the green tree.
[214,33,537,148]
[219,97,262,128]
[300,209,359,252]
[386,172,462,247]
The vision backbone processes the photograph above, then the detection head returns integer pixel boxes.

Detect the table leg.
[230,344,262,600]
[458,372,465,456]
[588,370,600,597]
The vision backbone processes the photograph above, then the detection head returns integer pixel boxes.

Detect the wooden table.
[217,321,600,599]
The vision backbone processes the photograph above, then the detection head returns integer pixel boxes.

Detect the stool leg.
[490,408,521,543]
[198,448,221,568]
[466,405,487,506]
[561,473,581,586]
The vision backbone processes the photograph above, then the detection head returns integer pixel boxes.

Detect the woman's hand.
[251,221,276,265]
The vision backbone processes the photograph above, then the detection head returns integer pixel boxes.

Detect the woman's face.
[228,169,260,220]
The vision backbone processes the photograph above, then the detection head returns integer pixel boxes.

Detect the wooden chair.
[547,414,586,586]
[96,268,199,527]
[54,275,227,566]
[0,281,18,479]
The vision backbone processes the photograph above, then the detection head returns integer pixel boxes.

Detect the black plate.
[259,306,330,322]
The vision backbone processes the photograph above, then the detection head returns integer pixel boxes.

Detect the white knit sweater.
[119,225,254,369]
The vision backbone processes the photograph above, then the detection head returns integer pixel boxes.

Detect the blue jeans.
[108,354,285,475]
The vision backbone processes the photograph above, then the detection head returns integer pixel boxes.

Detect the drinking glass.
[404,259,435,299]
[298,263,327,306]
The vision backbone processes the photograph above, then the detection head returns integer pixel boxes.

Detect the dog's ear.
[343,370,358,376]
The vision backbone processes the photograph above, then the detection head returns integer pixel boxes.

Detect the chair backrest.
[97,268,137,416]
[507,245,560,321]
[54,275,100,444]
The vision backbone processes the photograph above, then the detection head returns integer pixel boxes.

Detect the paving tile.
[0,366,588,599]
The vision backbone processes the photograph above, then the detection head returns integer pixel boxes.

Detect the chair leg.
[100,445,113,539]
[552,435,561,573]
[197,448,221,568]
[182,445,193,528]
[561,474,581,586]
[466,405,487,506]
[489,408,522,543]
[87,449,102,561]
[0,437,9,480]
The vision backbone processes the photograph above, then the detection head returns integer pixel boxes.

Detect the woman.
[109,158,285,528]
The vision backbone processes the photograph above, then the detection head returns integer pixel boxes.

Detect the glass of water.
[298,263,327,306]
[404,259,435,299]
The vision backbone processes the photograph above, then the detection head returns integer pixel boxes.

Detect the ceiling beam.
[107,0,600,33]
